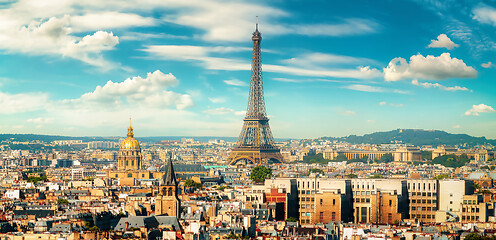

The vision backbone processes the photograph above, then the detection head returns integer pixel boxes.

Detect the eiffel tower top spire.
[246,19,266,120]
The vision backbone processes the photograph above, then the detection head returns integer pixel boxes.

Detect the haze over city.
[1,0,495,138]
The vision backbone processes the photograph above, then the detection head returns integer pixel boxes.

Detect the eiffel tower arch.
[228,21,283,166]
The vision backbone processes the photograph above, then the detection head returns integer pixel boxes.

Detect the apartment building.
[407,179,438,223]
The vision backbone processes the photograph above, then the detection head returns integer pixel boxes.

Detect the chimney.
[124,221,129,231]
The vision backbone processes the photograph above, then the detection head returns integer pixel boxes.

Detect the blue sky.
[0,0,495,139]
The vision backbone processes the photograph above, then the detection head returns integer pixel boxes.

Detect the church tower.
[155,157,181,217]
[118,119,142,170]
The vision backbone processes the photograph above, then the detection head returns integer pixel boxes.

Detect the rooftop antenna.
[256,16,259,31]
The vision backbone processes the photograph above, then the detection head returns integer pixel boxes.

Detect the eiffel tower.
[228,21,283,165]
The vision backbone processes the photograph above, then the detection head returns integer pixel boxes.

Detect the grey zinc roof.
[114,216,159,231]
[49,223,71,233]
[114,215,181,231]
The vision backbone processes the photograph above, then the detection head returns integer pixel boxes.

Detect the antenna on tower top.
[256,16,259,31]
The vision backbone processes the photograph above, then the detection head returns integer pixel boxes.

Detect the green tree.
[286,217,298,222]
[184,179,202,188]
[464,233,488,240]
[335,154,348,161]
[250,166,272,183]
[346,173,358,178]
[377,153,394,163]
[88,226,100,232]
[433,174,449,180]
[421,151,432,160]
[369,174,384,179]
[431,154,470,168]
[57,198,69,205]
[303,153,329,164]
[307,168,324,176]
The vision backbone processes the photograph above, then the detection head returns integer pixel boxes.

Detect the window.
[389,200,392,206]
[450,201,453,204]
[331,212,336,221]
[333,199,336,205]
[320,199,323,205]
[128,173,132,177]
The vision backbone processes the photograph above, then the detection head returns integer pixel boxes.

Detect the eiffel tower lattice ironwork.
[228,21,283,165]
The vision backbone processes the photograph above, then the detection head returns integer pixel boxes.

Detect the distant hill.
[322,129,496,147]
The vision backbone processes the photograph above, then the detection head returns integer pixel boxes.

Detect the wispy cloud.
[144,45,382,79]
[472,4,496,26]
[379,101,403,107]
[343,84,385,92]
[481,62,493,68]
[411,79,470,91]
[208,97,226,103]
[224,79,247,87]
[203,107,235,115]
[272,77,343,83]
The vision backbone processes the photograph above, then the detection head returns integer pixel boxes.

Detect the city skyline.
[1,0,496,138]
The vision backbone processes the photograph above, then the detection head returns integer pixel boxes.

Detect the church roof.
[163,157,177,186]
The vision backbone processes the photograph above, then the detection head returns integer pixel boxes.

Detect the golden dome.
[120,120,141,150]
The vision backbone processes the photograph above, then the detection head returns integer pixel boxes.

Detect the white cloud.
[235,111,246,116]
[428,34,459,50]
[286,19,378,37]
[453,125,461,129]
[0,13,120,69]
[67,70,194,110]
[144,45,382,79]
[473,5,496,26]
[208,97,226,103]
[120,32,188,41]
[27,117,53,124]
[411,79,470,91]
[481,62,493,68]
[224,79,247,87]
[0,92,49,114]
[379,101,403,107]
[343,84,385,92]
[203,107,235,115]
[384,53,477,81]
[264,65,381,79]
[272,77,343,83]
[340,110,356,116]
[281,52,377,67]
[70,12,156,32]
[464,104,495,116]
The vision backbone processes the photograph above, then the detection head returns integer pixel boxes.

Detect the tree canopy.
[431,154,470,168]
[250,166,272,183]
[307,168,324,176]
